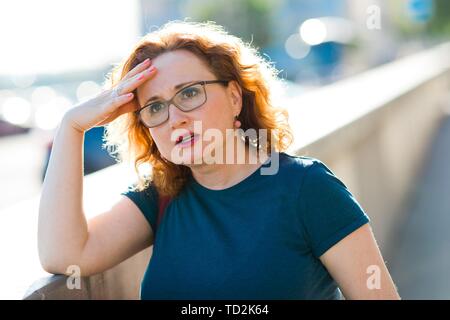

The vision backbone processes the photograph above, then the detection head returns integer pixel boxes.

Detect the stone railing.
[3,42,448,300]
[285,42,450,258]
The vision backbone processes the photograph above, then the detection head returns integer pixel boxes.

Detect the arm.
[319,223,400,300]
[38,116,89,273]
[38,58,157,276]
[38,116,154,277]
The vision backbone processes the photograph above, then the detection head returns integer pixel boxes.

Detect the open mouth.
[175,132,197,146]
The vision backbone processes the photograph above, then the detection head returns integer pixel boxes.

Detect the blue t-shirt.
[121,152,370,299]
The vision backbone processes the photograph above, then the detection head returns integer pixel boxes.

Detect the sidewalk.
[390,112,450,299]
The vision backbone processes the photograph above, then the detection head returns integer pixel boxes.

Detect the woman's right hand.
[64,58,157,132]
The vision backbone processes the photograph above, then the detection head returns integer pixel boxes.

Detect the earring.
[234,115,241,129]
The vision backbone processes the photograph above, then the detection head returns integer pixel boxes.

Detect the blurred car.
[0,119,30,137]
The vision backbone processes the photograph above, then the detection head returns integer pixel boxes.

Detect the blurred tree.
[183,0,280,49]
[425,0,450,36]
[390,0,450,39]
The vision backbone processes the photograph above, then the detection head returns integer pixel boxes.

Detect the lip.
[175,132,200,148]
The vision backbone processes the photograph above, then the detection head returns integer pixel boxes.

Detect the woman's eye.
[181,87,199,99]
[150,103,164,113]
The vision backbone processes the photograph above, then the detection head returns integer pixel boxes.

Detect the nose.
[168,103,189,129]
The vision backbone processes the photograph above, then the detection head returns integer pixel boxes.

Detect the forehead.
[137,49,215,104]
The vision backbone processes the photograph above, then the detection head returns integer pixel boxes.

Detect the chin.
[169,148,204,166]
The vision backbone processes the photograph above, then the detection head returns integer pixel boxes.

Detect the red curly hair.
[103,20,293,197]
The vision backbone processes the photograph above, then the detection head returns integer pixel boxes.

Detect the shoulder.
[120,181,160,211]
[278,152,358,208]
[284,154,370,258]
[279,152,321,168]
[260,152,334,201]
[120,181,159,230]
[121,181,158,198]
[277,152,329,185]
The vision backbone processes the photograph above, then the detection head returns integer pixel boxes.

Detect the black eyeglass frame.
[134,79,229,128]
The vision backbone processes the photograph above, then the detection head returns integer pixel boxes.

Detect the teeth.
[180,134,193,143]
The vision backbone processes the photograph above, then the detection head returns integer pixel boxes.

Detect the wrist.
[61,112,86,134]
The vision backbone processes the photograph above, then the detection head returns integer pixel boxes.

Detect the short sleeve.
[120,183,158,232]
[298,160,370,258]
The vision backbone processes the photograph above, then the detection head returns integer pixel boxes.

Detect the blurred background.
[1,0,450,299]
[2,0,448,208]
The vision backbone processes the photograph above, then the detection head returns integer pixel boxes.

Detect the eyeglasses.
[135,80,229,128]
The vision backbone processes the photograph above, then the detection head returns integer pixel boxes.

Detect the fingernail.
[143,58,150,64]
[137,66,155,80]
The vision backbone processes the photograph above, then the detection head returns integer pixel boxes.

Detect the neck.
[189,139,269,190]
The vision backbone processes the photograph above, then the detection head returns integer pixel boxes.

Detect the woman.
[38,21,400,300]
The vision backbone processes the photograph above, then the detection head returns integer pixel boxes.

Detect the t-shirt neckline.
[188,152,279,195]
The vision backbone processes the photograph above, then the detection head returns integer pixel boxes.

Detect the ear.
[227,80,243,116]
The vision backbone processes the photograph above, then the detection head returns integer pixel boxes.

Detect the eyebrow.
[142,81,197,106]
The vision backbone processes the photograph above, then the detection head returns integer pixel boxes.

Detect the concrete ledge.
[24,275,91,300]
[23,247,152,300]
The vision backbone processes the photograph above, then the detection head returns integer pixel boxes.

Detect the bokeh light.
[1,97,32,126]
[76,81,102,104]
[300,18,327,45]
[285,33,311,59]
